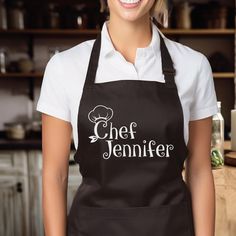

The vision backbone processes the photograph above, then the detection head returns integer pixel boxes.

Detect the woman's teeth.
[120,0,141,3]
[119,0,141,8]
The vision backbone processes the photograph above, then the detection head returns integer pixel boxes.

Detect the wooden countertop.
[213,164,236,236]
[182,167,236,236]
[214,141,235,236]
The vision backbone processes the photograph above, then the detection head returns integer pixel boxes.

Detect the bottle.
[0,0,7,29]
[211,101,224,168]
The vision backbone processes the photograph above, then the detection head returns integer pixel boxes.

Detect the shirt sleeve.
[36,53,71,122]
[189,54,218,121]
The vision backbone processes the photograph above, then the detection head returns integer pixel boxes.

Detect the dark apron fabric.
[67,18,195,236]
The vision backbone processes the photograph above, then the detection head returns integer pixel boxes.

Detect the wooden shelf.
[0,28,234,36]
[0,72,43,78]
[213,72,235,78]
[162,28,235,36]
[0,29,99,36]
[1,72,235,79]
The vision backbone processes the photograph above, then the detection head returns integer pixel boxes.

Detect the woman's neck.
[106,14,153,64]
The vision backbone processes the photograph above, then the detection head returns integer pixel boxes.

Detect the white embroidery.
[88,105,113,123]
[88,105,175,159]
[88,105,113,143]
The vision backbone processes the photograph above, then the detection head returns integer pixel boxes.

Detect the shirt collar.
[100,20,165,58]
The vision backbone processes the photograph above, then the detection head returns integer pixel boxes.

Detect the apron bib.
[67,18,195,236]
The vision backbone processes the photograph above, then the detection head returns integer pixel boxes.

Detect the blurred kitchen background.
[0,0,235,235]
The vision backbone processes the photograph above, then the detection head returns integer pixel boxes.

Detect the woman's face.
[107,0,156,22]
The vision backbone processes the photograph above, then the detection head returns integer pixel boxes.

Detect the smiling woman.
[36,0,218,235]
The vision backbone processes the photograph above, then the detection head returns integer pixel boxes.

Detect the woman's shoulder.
[40,38,97,106]
[55,38,96,67]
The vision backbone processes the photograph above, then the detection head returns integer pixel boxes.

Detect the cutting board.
[225,151,236,166]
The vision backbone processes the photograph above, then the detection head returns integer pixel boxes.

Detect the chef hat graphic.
[88,105,113,123]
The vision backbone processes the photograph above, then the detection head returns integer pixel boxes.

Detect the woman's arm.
[42,113,72,236]
[185,116,215,236]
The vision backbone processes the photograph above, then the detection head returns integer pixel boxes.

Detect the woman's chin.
[116,11,149,23]
[119,14,140,22]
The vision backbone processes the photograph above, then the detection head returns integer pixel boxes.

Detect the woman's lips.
[119,0,142,9]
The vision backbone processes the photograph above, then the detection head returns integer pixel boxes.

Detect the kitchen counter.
[0,131,75,150]
[0,132,233,152]
[0,137,42,150]
[0,134,235,235]
[0,138,76,150]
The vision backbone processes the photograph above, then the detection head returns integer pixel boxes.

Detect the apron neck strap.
[84,33,101,87]
[152,17,176,88]
[84,18,176,88]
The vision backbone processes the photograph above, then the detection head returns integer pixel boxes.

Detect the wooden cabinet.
[0,150,82,236]
[0,151,29,236]
[28,150,43,236]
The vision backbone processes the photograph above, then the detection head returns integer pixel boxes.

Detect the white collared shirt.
[36,20,218,149]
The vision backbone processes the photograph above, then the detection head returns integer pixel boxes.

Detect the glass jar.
[4,122,26,140]
[175,1,192,29]
[0,47,7,73]
[47,3,60,29]
[8,0,25,29]
[0,0,7,29]
[73,4,88,29]
[211,101,224,168]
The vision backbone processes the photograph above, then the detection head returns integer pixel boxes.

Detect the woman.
[37,0,217,235]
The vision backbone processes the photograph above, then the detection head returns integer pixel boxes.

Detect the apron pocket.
[70,201,194,236]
